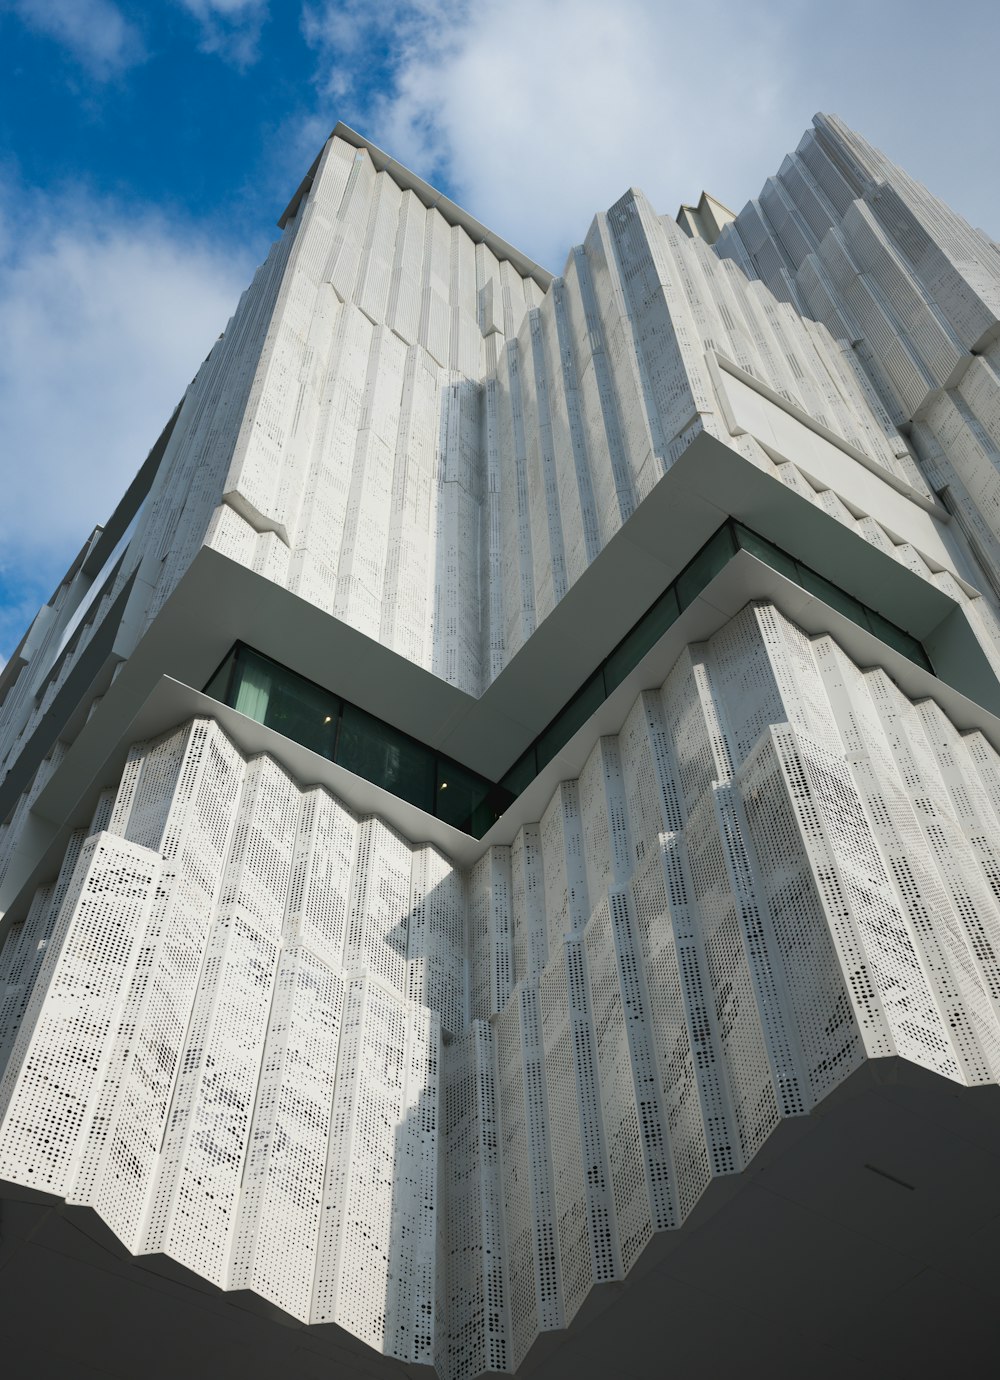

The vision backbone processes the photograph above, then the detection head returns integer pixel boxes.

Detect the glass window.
[337,703,436,812]
[232,648,274,719]
[435,758,491,831]
[536,670,606,768]
[202,514,941,839]
[866,611,932,669]
[203,649,236,705]
[605,585,680,691]
[675,524,738,611]
[500,747,537,798]
[794,565,868,628]
[733,524,799,581]
[234,648,340,759]
[469,786,515,839]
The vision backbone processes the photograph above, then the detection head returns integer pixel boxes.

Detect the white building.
[2,114,1000,1377]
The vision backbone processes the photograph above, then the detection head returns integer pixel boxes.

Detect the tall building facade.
[2,115,1000,1377]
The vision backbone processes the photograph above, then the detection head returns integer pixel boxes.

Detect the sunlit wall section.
[617,690,714,1222]
[229,945,345,1319]
[313,973,437,1356]
[194,121,958,702]
[74,723,245,1247]
[0,717,449,1362]
[138,752,299,1285]
[284,784,357,968]
[135,228,300,629]
[203,131,544,697]
[0,833,162,1195]
[715,112,1000,575]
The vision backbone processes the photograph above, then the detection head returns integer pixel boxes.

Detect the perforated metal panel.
[7,591,1000,1374]
[229,946,344,1319]
[0,832,161,1195]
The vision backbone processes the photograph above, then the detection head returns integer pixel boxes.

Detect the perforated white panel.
[7,588,1000,1375]
[0,832,161,1196]
[229,946,344,1318]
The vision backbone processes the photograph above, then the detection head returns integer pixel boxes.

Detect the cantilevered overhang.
[2,419,997,920]
[4,539,996,901]
[3,456,1000,930]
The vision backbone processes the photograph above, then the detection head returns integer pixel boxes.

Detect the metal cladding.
[2,115,1000,1378]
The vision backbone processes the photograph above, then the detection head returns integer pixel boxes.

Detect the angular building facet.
[3,114,1000,1377]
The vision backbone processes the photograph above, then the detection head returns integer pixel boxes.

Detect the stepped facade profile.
[3,115,1000,1377]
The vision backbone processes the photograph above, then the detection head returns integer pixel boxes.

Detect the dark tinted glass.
[435,758,491,830]
[866,610,932,669]
[675,524,738,610]
[469,786,515,838]
[203,649,236,705]
[500,748,537,797]
[733,524,799,581]
[536,670,606,768]
[337,703,436,812]
[793,566,868,627]
[240,650,340,759]
[605,585,680,691]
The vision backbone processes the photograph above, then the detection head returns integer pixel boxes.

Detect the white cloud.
[177,0,269,68]
[0,181,256,650]
[4,0,145,78]
[302,0,1000,272]
[304,0,793,269]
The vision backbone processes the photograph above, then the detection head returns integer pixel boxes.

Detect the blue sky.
[1,0,998,661]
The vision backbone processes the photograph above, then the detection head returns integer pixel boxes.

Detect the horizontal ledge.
[710,349,948,520]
